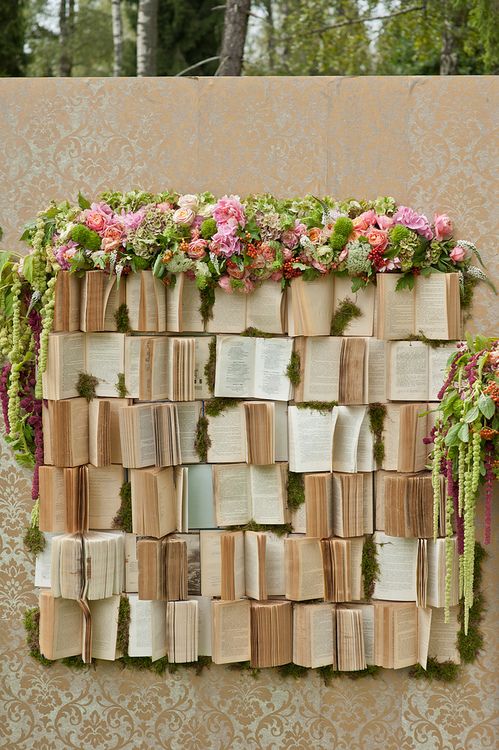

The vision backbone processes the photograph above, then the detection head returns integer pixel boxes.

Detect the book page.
[332,405,366,473]
[151,600,168,661]
[213,464,250,526]
[206,287,247,333]
[288,275,335,336]
[214,336,254,397]
[39,593,82,660]
[86,333,125,397]
[136,406,156,467]
[372,532,418,601]
[124,337,140,398]
[428,344,457,401]
[207,406,246,463]
[43,332,85,400]
[265,533,285,596]
[393,603,418,669]
[245,282,285,333]
[89,596,120,660]
[288,406,333,473]
[344,603,375,664]
[200,530,222,597]
[274,401,288,462]
[376,273,414,339]
[35,533,61,588]
[414,274,450,339]
[428,605,460,663]
[388,341,428,401]
[250,465,286,525]
[334,277,375,336]
[180,276,205,332]
[254,338,293,401]
[194,337,213,399]
[176,401,202,463]
[417,606,432,669]
[356,411,376,472]
[124,533,139,593]
[365,338,387,403]
[87,465,124,529]
[187,465,216,529]
[381,405,400,471]
[211,599,251,663]
[189,595,212,656]
[244,531,262,599]
[309,604,336,667]
[302,337,341,402]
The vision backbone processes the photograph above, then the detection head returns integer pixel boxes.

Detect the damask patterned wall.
[0,77,497,750]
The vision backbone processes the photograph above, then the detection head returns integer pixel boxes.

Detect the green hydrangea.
[389,226,420,272]
[345,240,371,275]
[200,218,217,239]
[374,196,396,216]
[128,208,169,258]
[70,224,101,252]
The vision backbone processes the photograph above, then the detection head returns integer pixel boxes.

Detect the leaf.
[22,254,35,284]
[19,222,36,242]
[0,225,3,242]
[444,423,462,447]
[478,394,495,420]
[351,276,367,293]
[464,405,480,423]
[0,250,12,278]
[395,274,415,292]
[458,422,469,442]
[152,253,165,279]
[78,192,91,210]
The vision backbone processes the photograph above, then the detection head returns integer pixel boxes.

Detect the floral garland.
[428,336,498,632]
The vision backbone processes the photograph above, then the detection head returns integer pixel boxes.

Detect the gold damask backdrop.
[0,77,497,750]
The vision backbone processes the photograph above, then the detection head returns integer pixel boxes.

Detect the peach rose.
[101,225,123,252]
[186,238,208,260]
[434,213,453,241]
[352,210,376,233]
[173,207,196,226]
[366,228,389,252]
[85,210,107,233]
[308,227,322,243]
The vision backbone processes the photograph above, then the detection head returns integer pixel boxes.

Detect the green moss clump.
[329,217,354,251]
[61,655,88,670]
[461,275,478,315]
[287,471,305,510]
[115,373,128,398]
[194,414,211,462]
[389,224,412,244]
[185,655,212,675]
[204,337,216,396]
[296,401,337,414]
[368,403,387,468]
[410,658,460,682]
[241,327,274,338]
[24,607,52,667]
[199,285,215,325]
[117,595,130,656]
[319,664,381,684]
[286,350,301,386]
[114,303,131,333]
[70,224,102,252]
[407,333,448,349]
[204,398,241,418]
[277,663,309,680]
[227,661,260,678]
[200,218,217,240]
[231,520,293,537]
[458,542,487,663]
[24,526,46,555]
[330,297,362,336]
[76,372,99,402]
[113,482,132,533]
[361,536,379,599]
[120,655,172,675]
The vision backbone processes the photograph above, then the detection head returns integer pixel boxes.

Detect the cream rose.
[173,206,196,226]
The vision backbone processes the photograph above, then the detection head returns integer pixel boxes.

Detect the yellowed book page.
[250,465,286,525]
[42,332,85,400]
[214,335,254,397]
[194,337,213,399]
[176,401,201,464]
[149,338,169,401]
[376,273,415,340]
[206,287,247,333]
[364,338,387,403]
[428,344,458,401]
[288,406,333,473]
[245,282,286,334]
[356,411,376,473]
[414,274,451,339]
[393,604,418,669]
[180,276,205,332]
[349,537,364,600]
[332,405,366,473]
[289,538,325,600]
[301,337,341,402]
[124,533,139,593]
[254,337,293,401]
[39,593,82,660]
[287,275,335,336]
[234,531,246,600]
[388,341,429,401]
[207,405,247,463]
[85,333,125,397]
[89,595,120,660]
[39,467,66,532]
[333,277,375,336]
[155,469,177,537]
[102,275,122,331]
[200,530,223,597]
[310,603,336,668]
[344,603,375,664]
[213,464,250,526]
[381,404,401,471]
[362,472,374,534]
[290,502,306,534]
[211,599,251,664]
[413,404,430,471]
[265,532,285,596]
[417,606,432,669]
[165,273,182,331]
[244,531,262,600]
[109,399,129,464]
[428,606,460,663]
[188,595,212,656]
[372,532,418,601]
[124,337,141,398]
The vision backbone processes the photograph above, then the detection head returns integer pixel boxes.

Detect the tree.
[156,0,222,76]
[218,0,252,75]
[0,0,26,76]
[137,0,158,75]
[59,0,75,76]
[111,0,123,75]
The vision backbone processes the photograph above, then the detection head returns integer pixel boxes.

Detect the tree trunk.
[111,0,123,77]
[440,10,458,74]
[59,0,72,76]
[218,0,251,76]
[137,0,158,76]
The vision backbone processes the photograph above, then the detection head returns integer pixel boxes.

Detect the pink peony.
[434,213,453,240]
[213,195,246,227]
[366,227,389,252]
[393,206,433,240]
[85,210,107,233]
[450,245,467,263]
[186,238,208,260]
[281,229,299,249]
[218,275,233,293]
[376,214,394,230]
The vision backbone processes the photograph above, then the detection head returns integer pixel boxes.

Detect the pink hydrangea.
[211,231,242,258]
[376,214,394,230]
[213,195,246,228]
[55,240,78,270]
[121,209,145,231]
[393,206,433,240]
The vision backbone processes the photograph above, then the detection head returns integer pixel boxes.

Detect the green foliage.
[76,372,99,401]
[61,655,88,670]
[407,333,449,349]
[287,471,305,510]
[461,275,479,313]
[227,661,260,678]
[70,225,102,252]
[117,595,131,656]
[389,224,412,244]
[286,350,301,386]
[329,216,354,251]
[410,658,460,683]
[24,525,46,555]
[204,398,241,418]
[277,663,309,679]
[368,403,387,468]
[241,327,275,338]
[115,373,128,398]
[319,664,381,685]
[0,0,25,75]
[194,414,211,462]
[330,297,362,335]
[114,303,131,333]
[231,520,293,537]
[24,607,52,667]
[458,542,487,663]
[296,401,337,414]
[113,482,132,533]
[361,536,379,599]
[205,337,216,395]
[199,284,215,325]
[200,218,217,239]
[156,0,222,76]
[120,654,172,674]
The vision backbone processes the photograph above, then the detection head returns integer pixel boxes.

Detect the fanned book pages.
[383,473,436,538]
[125,270,167,331]
[321,537,364,602]
[244,531,285,600]
[43,398,89,467]
[119,403,181,468]
[250,600,293,668]
[284,537,325,601]
[373,601,432,670]
[336,608,367,671]
[167,600,199,663]
[137,537,188,600]
[130,467,181,538]
[53,271,81,332]
[88,398,130,466]
[207,401,288,464]
[293,603,336,668]
[50,532,124,601]
[287,275,336,336]
[80,270,125,332]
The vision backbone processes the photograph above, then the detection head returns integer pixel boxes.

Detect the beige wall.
[0,77,497,749]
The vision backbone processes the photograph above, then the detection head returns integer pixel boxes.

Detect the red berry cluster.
[246,243,258,259]
[367,247,385,271]
[283,260,302,279]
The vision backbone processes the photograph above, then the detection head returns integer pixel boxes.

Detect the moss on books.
[330,297,362,336]
[407,332,450,349]
[361,535,379,599]
[76,372,99,402]
[241,327,275,338]
[113,482,132,533]
[194,414,211,462]
[204,397,241,418]
[24,607,53,667]
[409,658,460,683]
[286,350,301,387]
[24,525,46,555]
[287,471,305,510]
[199,285,215,325]
[115,372,128,398]
[230,520,293,537]
[204,337,216,396]
[368,403,386,468]
[227,661,260,678]
[295,401,337,414]
[114,303,131,333]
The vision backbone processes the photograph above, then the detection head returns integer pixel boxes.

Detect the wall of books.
[35,267,465,670]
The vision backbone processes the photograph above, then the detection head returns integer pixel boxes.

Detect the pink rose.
[434,213,453,240]
[376,214,394,230]
[450,245,467,263]
[218,275,233,293]
[338,247,349,263]
[281,229,299,249]
[352,210,377,233]
[213,195,246,227]
[156,201,172,212]
[85,210,107,233]
[186,238,208,260]
[366,228,389,252]
[173,207,195,226]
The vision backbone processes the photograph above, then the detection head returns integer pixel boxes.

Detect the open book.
[213,463,287,526]
[80,270,125,332]
[293,602,336,668]
[332,405,375,473]
[119,403,181,468]
[288,405,335,473]
[244,531,285,600]
[137,536,187,600]
[336,607,367,671]
[373,601,432,670]
[39,464,124,533]
[383,472,435,538]
[125,270,167,331]
[381,403,430,473]
[321,537,363,601]
[250,600,293,668]
[166,274,205,332]
[127,594,167,662]
[199,530,245,599]
[387,341,457,401]
[376,272,461,340]
[206,283,286,334]
[130,466,183,537]
[89,397,130,466]
[284,536,325,601]
[332,472,374,537]
[51,531,124,601]
[206,401,288,464]
[53,271,81,332]
[211,599,251,664]
[214,335,293,401]
[43,398,89,467]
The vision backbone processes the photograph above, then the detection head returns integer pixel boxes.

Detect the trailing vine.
[330,297,362,335]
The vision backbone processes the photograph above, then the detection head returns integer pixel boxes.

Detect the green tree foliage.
[0,0,26,76]
[156,0,223,76]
